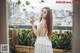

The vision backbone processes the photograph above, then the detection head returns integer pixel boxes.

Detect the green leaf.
[23,8,26,11]
[26,1,30,5]
[39,0,44,3]
[17,0,21,5]
[41,0,44,3]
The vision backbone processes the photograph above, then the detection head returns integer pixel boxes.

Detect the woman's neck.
[42,17,46,20]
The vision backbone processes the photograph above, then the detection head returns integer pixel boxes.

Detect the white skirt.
[34,37,53,53]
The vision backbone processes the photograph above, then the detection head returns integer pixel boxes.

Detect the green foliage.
[23,8,26,11]
[17,29,72,50]
[26,1,30,5]
[17,30,36,46]
[41,0,44,3]
[39,0,44,3]
[17,0,21,5]
[51,31,72,50]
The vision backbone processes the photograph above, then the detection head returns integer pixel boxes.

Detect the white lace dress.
[34,23,53,53]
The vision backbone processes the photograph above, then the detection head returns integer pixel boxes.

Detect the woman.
[30,7,53,53]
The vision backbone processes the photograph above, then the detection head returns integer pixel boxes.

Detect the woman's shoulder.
[39,20,47,28]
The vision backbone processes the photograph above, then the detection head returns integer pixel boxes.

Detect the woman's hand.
[30,18,35,25]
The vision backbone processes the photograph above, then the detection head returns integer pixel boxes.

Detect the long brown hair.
[40,7,53,39]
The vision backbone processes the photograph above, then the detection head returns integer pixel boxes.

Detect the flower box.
[15,45,71,53]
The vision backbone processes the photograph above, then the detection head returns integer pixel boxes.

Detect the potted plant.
[15,29,36,53]
[51,31,72,53]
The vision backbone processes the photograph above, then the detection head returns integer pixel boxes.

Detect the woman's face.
[41,8,47,19]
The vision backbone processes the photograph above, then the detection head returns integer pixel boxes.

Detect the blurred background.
[8,0,73,31]
[8,0,73,53]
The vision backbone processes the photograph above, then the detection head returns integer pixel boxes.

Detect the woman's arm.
[32,22,46,37]
[30,18,46,36]
[30,18,40,36]
[31,24,40,36]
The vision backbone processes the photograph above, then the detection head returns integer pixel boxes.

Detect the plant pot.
[15,45,34,53]
[15,45,71,53]
[53,48,72,53]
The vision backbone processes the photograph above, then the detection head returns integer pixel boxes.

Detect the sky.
[11,0,73,13]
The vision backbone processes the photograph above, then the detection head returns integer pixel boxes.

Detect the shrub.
[17,29,36,46]
[51,31,72,50]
